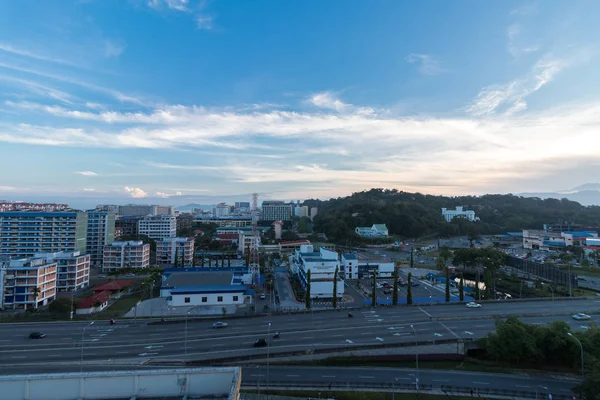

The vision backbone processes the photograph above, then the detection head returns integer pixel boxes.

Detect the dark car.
[411,282,420,287]
[253,338,267,347]
[29,332,46,339]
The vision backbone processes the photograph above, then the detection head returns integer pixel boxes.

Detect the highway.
[0,298,598,365]
[0,364,579,397]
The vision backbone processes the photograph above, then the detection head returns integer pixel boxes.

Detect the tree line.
[306,188,600,242]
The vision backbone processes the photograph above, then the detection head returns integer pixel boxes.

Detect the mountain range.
[519,183,600,206]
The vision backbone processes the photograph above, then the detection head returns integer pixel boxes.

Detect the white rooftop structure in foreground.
[0,367,241,400]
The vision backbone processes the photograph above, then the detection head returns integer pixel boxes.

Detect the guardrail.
[441,384,573,400]
[240,380,574,400]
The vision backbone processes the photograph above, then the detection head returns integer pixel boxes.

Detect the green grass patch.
[243,389,478,400]
[95,293,141,318]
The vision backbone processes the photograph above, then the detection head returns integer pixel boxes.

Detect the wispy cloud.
[196,15,214,30]
[465,54,567,116]
[506,23,538,59]
[75,171,98,176]
[83,188,95,192]
[148,0,190,12]
[0,43,80,67]
[309,91,349,112]
[510,2,539,16]
[155,190,183,198]
[405,54,444,75]
[104,41,126,58]
[124,186,148,198]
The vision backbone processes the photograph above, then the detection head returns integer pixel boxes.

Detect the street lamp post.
[410,324,419,391]
[547,285,555,320]
[267,322,272,395]
[80,321,94,373]
[568,332,584,379]
[184,310,191,361]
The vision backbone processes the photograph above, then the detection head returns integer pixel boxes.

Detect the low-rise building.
[341,253,395,279]
[93,280,134,297]
[102,241,150,272]
[355,224,389,238]
[523,229,598,250]
[34,251,90,292]
[76,290,111,314]
[197,217,252,227]
[1,256,57,310]
[279,240,311,253]
[161,268,252,307]
[441,206,477,222]
[157,237,195,267]
[291,244,343,299]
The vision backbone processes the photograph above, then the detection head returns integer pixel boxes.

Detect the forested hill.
[305,189,600,242]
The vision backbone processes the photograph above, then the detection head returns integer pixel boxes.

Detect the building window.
[233,296,238,301]
[184,297,190,303]
[217,296,223,302]
[202,297,207,303]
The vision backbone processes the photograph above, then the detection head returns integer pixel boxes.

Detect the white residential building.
[214,203,231,217]
[291,244,343,299]
[441,206,477,222]
[355,224,389,237]
[0,256,57,310]
[238,232,258,254]
[138,215,176,240]
[341,253,395,279]
[157,237,195,266]
[34,251,90,292]
[102,240,150,272]
[294,205,309,218]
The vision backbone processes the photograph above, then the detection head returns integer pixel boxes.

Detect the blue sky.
[1,0,600,207]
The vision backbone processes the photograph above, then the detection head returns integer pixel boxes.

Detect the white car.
[212,322,228,328]
[572,313,591,321]
[466,302,482,308]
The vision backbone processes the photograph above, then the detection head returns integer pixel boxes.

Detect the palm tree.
[31,286,41,309]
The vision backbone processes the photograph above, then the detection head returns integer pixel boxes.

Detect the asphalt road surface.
[0,364,579,396]
[0,298,598,365]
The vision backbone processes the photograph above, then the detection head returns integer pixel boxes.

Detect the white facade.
[102,240,150,271]
[355,224,389,237]
[157,237,195,266]
[292,244,344,299]
[310,207,318,221]
[215,203,231,217]
[34,251,90,291]
[441,206,477,222]
[342,253,394,279]
[169,291,247,307]
[238,232,258,253]
[86,211,116,267]
[138,215,176,240]
[294,205,309,218]
[262,201,292,221]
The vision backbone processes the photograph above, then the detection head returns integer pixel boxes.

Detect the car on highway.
[260,293,266,300]
[212,322,228,328]
[29,332,46,339]
[253,338,267,347]
[411,282,420,287]
[466,302,482,308]
[572,313,591,320]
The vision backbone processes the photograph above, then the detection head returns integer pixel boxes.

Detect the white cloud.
[155,190,183,198]
[76,171,98,176]
[83,188,95,192]
[510,3,539,16]
[405,54,444,75]
[310,92,349,112]
[196,15,214,30]
[465,54,567,116]
[148,0,189,11]
[506,23,538,59]
[104,41,126,58]
[0,186,18,191]
[0,43,79,67]
[124,186,148,198]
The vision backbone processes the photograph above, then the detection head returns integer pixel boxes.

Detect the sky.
[1,0,600,208]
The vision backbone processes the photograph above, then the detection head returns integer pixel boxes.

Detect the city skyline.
[1,1,600,203]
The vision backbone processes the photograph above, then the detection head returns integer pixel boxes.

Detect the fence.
[242,380,574,400]
[506,256,578,288]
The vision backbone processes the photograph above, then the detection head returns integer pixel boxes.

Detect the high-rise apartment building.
[86,211,116,267]
[35,251,90,292]
[117,204,156,217]
[0,256,57,310]
[115,216,140,237]
[261,201,293,221]
[102,241,150,272]
[155,205,175,215]
[214,203,231,217]
[157,237,195,266]
[0,212,88,257]
[138,215,177,240]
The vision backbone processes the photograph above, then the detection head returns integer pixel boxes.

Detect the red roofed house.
[76,290,111,315]
[93,280,134,297]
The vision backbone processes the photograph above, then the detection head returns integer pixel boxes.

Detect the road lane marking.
[376,337,384,341]
[360,332,372,335]
[418,307,432,318]
[464,331,474,335]
[331,334,343,337]
[358,376,374,379]
[137,352,159,356]
[304,336,315,339]
[250,374,265,377]
[433,379,449,382]
[345,339,354,344]
[473,381,489,385]
[434,333,443,337]
[10,356,26,359]
[212,344,226,347]
[322,375,336,378]
[286,374,301,377]
[516,385,530,388]
[116,351,130,354]
[48,354,62,358]
[393,333,410,336]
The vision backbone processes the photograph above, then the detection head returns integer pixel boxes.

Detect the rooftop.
[94,280,134,292]
[163,271,234,288]
[79,290,111,309]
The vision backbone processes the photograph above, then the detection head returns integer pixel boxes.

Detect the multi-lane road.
[0,298,598,366]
